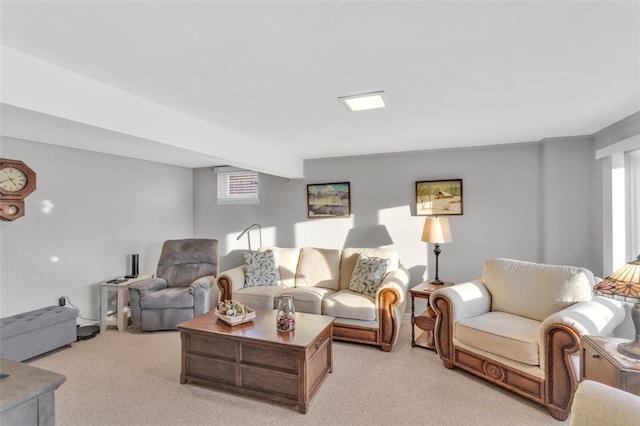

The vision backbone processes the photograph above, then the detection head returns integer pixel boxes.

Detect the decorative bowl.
[215,300,255,326]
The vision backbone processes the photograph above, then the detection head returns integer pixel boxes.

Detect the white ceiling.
[1,1,639,178]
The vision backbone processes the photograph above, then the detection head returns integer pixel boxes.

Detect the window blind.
[216,168,259,204]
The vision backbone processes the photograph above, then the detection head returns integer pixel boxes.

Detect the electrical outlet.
[58,297,66,307]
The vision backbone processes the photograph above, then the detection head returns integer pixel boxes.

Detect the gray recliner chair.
[129,239,219,331]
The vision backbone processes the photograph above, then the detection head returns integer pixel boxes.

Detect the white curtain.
[627,149,640,259]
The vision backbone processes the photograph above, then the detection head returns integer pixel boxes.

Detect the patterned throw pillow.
[243,250,281,287]
[349,254,390,297]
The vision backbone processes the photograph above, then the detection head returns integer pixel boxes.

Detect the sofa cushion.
[295,247,342,290]
[279,287,335,315]
[340,248,399,290]
[349,254,390,296]
[456,311,540,365]
[233,285,288,309]
[259,247,300,288]
[323,290,377,321]
[482,258,594,322]
[244,250,281,287]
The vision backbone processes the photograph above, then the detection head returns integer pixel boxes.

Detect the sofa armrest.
[539,296,626,371]
[216,265,247,300]
[430,279,491,323]
[570,380,640,426]
[537,296,626,418]
[189,275,214,292]
[376,266,410,306]
[540,296,626,339]
[189,275,215,315]
[128,277,167,331]
[375,265,410,351]
[129,277,167,296]
[430,279,490,367]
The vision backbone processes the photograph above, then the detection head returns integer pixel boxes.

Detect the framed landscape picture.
[307,182,351,218]
[416,179,463,216]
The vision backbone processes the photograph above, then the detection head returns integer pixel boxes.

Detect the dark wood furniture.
[0,358,66,426]
[581,335,640,395]
[410,281,453,350]
[178,309,334,414]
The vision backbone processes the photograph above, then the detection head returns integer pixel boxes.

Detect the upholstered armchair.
[570,380,640,425]
[430,258,626,421]
[129,239,219,331]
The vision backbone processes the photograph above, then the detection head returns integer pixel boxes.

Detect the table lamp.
[421,216,453,285]
[593,255,640,359]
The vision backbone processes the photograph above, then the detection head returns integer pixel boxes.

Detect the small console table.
[100,274,151,332]
[0,357,66,426]
[580,334,640,396]
[410,280,453,351]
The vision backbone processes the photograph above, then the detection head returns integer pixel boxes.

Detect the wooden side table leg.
[100,286,109,333]
[426,306,437,350]
[116,286,128,332]
[411,293,416,347]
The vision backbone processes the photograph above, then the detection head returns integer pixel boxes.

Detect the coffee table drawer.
[187,353,236,385]
[188,333,236,360]
[240,366,298,398]
[306,327,331,359]
[241,343,298,372]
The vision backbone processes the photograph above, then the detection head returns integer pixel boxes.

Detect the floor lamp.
[421,216,453,285]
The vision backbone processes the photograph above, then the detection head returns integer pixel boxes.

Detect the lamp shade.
[593,255,640,303]
[421,216,453,244]
[593,255,640,360]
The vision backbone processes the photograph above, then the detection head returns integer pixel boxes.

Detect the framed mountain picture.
[307,182,351,218]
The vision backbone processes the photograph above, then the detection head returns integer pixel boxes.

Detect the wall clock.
[0,158,37,221]
[0,199,25,221]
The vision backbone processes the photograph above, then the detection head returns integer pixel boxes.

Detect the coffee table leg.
[180,332,187,384]
[299,398,309,414]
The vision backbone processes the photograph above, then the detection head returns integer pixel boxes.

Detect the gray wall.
[0,137,194,321]
[194,139,599,290]
[2,112,637,333]
[541,136,598,268]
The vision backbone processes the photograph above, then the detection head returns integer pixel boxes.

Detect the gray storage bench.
[0,306,77,361]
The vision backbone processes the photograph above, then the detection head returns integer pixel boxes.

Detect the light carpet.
[28,318,569,425]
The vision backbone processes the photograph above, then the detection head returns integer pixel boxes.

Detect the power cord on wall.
[59,296,100,326]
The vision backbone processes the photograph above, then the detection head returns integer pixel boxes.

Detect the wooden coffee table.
[178,309,334,413]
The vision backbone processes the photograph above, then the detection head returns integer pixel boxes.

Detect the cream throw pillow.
[243,250,281,287]
[349,254,390,296]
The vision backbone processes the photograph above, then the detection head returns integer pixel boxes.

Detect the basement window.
[215,167,259,205]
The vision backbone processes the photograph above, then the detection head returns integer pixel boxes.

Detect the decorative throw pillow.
[349,254,390,297]
[243,250,281,287]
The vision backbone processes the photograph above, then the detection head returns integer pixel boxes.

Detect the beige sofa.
[570,380,640,426]
[217,247,410,351]
[430,258,626,420]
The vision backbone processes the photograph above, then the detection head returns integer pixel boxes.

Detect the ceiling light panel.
[338,91,388,112]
